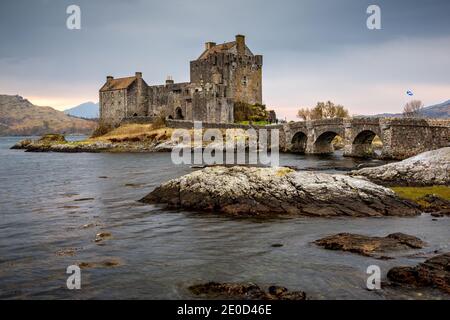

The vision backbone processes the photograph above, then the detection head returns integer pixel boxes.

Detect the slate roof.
[100,76,136,92]
[197,41,237,60]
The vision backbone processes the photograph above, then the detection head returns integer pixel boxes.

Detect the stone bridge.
[283,118,450,159]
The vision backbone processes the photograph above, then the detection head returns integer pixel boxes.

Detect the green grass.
[237,120,270,126]
[391,186,450,206]
[275,167,294,177]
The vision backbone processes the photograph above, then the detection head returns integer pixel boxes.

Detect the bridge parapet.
[349,117,381,126]
[381,118,450,128]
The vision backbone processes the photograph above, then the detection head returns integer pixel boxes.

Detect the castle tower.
[190,34,263,105]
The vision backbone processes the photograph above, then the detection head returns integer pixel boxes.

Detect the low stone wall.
[121,116,156,125]
[165,119,282,131]
[383,118,450,159]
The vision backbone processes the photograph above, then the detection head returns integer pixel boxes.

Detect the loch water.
[0,136,449,300]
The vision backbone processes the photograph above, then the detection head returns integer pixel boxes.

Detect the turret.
[236,34,245,55]
[205,42,216,50]
[166,75,174,85]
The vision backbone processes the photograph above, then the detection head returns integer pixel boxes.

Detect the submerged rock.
[314,233,426,258]
[387,253,450,294]
[188,282,306,300]
[141,166,420,217]
[78,258,122,269]
[351,148,450,186]
[94,232,112,243]
[418,195,450,216]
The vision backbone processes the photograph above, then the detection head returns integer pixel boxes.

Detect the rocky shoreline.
[387,253,450,294]
[189,282,306,300]
[351,147,450,186]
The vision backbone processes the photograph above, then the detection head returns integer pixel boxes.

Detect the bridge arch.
[291,131,308,153]
[353,130,378,144]
[350,129,382,158]
[313,131,343,154]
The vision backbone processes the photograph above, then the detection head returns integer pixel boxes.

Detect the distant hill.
[420,100,450,118]
[64,101,99,119]
[0,95,97,136]
[367,100,450,119]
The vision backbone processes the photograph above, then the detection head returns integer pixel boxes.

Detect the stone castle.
[99,35,263,127]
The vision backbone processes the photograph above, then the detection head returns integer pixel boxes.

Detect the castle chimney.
[205,42,216,50]
[135,72,142,79]
[236,34,245,55]
[106,76,114,82]
[166,75,174,85]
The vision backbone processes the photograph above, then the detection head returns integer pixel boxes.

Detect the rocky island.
[141,166,420,217]
[10,125,176,153]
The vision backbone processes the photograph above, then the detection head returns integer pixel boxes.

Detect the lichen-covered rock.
[10,138,33,149]
[141,166,420,217]
[387,253,450,294]
[314,233,426,258]
[351,148,450,186]
[188,282,306,300]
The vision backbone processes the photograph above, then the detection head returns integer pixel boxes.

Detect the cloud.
[0,0,449,112]
[264,36,450,119]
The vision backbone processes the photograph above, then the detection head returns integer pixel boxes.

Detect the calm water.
[0,136,449,300]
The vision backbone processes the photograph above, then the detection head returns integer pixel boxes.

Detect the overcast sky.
[0,0,449,119]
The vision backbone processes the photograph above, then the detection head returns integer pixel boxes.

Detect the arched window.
[175,107,184,120]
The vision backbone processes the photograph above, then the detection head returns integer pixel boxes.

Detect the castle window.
[242,76,247,86]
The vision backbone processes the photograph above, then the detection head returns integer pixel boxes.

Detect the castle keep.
[99,35,262,127]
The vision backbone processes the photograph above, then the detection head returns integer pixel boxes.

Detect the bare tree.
[297,101,349,121]
[297,107,312,120]
[403,100,424,118]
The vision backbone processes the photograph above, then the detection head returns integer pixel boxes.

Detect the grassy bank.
[91,124,174,143]
[391,186,450,205]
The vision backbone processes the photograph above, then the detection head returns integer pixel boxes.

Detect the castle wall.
[147,82,191,119]
[99,89,127,127]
